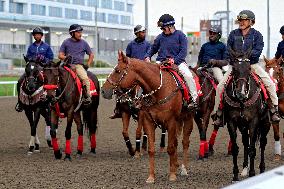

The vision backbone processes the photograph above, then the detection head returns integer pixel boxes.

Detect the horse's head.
[264,56,284,82]
[23,56,44,93]
[101,50,137,99]
[229,48,252,101]
[42,61,61,101]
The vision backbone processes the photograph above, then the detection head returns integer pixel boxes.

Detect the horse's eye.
[115,69,121,74]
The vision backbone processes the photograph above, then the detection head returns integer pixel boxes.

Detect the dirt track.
[0,97,283,189]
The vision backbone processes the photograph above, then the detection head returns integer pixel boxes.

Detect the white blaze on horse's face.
[241,83,246,96]
[269,68,274,78]
[31,65,34,70]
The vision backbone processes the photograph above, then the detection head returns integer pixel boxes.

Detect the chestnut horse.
[264,56,284,160]
[42,61,100,160]
[101,51,194,183]
[224,49,270,181]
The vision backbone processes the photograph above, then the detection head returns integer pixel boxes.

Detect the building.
[0,0,135,63]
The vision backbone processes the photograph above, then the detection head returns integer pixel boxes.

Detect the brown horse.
[42,61,100,160]
[101,51,194,183]
[264,56,284,160]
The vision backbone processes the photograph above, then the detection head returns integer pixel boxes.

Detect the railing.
[0,78,106,97]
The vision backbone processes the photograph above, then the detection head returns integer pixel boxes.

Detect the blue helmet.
[237,10,255,23]
[209,26,222,37]
[280,25,284,35]
[157,14,175,27]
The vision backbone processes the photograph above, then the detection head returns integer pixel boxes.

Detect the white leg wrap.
[275,141,281,155]
[45,126,51,141]
[241,166,248,177]
[180,164,188,176]
[29,136,35,147]
[35,134,40,145]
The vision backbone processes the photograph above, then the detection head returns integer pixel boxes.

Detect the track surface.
[0,97,283,189]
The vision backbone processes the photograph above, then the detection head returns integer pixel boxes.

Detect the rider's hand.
[208,59,217,66]
[145,57,150,62]
[36,54,45,62]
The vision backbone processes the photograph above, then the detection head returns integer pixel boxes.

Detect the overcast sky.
[133,0,284,58]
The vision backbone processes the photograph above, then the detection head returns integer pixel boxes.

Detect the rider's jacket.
[198,41,227,67]
[126,38,151,60]
[275,40,284,59]
[227,28,264,64]
[26,41,54,64]
[145,30,187,65]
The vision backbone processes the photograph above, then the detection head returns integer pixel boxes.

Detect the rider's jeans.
[178,62,198,102]
[212,67,224,83]
[213,63,278,113]
[75,64,90,96]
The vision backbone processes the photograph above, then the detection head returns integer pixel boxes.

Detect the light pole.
[10,28,18,49]
[94,0,98,65]
[121,38,125,50]
[226,0,230,37]
[267,0,270,58]
[55,32,63,51]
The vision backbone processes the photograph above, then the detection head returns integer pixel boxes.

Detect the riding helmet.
[209,26,222,37]
[237,10,255,23]
[69,24,83,34]
[280,25,284,35]
[134,25,146,34]
[157,14,175,27]
[32,27,43,35]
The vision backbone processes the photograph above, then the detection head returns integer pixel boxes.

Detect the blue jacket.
[198,41,227,67]
[26,41,54,64]
[227,28,264,64]
[126,38,151,60]
[275,40,284,59]
[145,30,188,65]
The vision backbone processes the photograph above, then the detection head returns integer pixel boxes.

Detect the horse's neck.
[278,76,284,93]
[59,68,77,94]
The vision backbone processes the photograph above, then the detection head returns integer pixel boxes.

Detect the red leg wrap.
[77,135,83,152]
[199,141,205,157]
[204,141,209,153]
[209,130,218,146]
[65,139,71,155]
[91,134,96,149]
[52,138,59,152]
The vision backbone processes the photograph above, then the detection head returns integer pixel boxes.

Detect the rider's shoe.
[212,109,223,127]
[83,96,92,105]
[15,102,24,112]
[270,105,281,123]
[187,101,198,111]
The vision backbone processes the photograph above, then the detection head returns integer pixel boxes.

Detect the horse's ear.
[23,54,29,63]
[263,55,269,65]
[118,50,127,63]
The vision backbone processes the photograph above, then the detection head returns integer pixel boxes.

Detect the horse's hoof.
[129,150,135,157]
[208,149,214,156]
[76,153,82,159]
[169,174,177,182]
[180,164,188,176]
[54,150,62,159]
[47,140,53,148]
[232,180,239,184]
[90,148,96,155]
[146,177,155,183]
[64,154,72,161]
[241,167,248,177]
[197,156,204,161]
[141,148,147,155]
[274,154,281,161]
[34,144,40,153]
[28,146,34,155]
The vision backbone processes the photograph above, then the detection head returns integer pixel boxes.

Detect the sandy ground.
[0,97,283,189]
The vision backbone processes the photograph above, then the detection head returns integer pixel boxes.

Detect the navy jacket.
[198,41,227,67]
[227,28,264,64]
[26,41,54,64]
[145,30,188,65]
[275,40,284,59]
[126,38,151,60]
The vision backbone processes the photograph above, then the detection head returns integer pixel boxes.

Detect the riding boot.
[270,105,281,123]
[82,85,92,105]
[212,109,223,127]
[109,103,122,119]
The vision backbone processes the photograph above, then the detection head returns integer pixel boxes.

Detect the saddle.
[196,67,218,90]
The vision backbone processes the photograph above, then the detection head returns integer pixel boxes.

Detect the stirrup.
[15,102,24,112]
[82,96,92,105]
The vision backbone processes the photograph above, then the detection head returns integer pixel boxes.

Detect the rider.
[198,26,228,82]
[15,26,54,112]
[144,14,198,109]
[212,10,280,127]
[275,25,284,59]
[58,24,94,105]
[110,25,151,119]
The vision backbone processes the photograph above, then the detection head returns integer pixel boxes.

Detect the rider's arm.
[197,45,205,66]
[58,41,66,61]
[126,42,132,57]
[250,31,264,61]
[45,46,54,63]
[174,32,188,64]
[58,52,66,61]
[87,53,94,66]
[275,42,282,59]
[26,45,33,60]
[144,36,160,59]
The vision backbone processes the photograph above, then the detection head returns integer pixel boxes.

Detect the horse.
[264,56,284,160]
[17,56,52,154]
[42,59,100,160]
[223,49,270,181]
[103,85,167,157]
[102,51,194,183]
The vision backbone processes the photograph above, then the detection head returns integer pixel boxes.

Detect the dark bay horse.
[42,61,100,160]
[18,57,52,154]
[102,51,194,183]
[264,56,284,160]
[224,50,270,181]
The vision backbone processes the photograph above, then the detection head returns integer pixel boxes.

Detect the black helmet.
[32,27,43,35]
[237,10,255,23]
[280,25,284,35]
[209,26,222,36]
[157,14,175,27]
[134,25,146,34]
[69,24,83,34]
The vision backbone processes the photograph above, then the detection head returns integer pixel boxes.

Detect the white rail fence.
[0,78,106,97]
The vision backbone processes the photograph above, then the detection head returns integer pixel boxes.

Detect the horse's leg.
[248,124,258,177]
[73,112,83,159]
[50,110,61,159]
[142,133,148,153]
[134,115,143,158]
[167,118,178,182]
[24,109,35,154]
[121,112,135,156]
[195,117,207,160]
[272,123,281,160]
[62,112,74,161]
[227,123,239,182]
[32,108,42,153]
[259,123,270,173]
[208,124,219,156]
[180,115,194,176]
[41,106,52,148]
[89,108,98,155]
[159,127,166,152]
[240,130,249,177]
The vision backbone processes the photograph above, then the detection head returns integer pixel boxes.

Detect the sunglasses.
[160,27,166,31]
